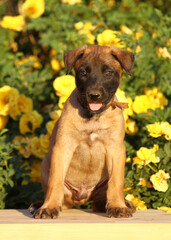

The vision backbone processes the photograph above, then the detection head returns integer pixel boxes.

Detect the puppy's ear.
[64,45,87,74]
[110,47,134,75]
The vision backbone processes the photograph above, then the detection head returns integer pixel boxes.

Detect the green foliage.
[0,0,170,210]
[0,130,43,208]
[0,130,14,208]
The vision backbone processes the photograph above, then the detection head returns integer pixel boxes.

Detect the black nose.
[87,89,102,101]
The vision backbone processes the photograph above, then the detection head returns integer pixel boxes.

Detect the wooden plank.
[0,209,171,240]
[0,223,171,240]
[0,209,170,223]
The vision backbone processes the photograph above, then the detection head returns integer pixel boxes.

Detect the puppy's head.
[64,45,134,114]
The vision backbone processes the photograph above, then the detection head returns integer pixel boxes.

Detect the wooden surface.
[0,208,171,223]
[0,209,171,240]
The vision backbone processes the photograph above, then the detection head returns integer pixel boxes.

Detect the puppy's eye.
[80,69,87,76]
[105,71,113,77]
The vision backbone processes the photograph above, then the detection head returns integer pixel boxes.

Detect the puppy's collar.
[106,101,129,110]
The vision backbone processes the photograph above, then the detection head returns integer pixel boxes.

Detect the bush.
[0,0,170,211]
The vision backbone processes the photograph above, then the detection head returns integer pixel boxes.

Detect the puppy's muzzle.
[86,88,106,112]
[87,88,103,102]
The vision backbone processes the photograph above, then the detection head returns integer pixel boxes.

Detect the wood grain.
[0,209,170,240]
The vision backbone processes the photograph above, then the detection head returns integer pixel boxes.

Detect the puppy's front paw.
[34,206,61,219]
[125,200,136,213]
[106,203,132,218]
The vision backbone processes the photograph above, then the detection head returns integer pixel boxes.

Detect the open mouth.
[88,103,105,112]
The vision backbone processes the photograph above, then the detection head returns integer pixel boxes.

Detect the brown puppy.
[30,45,136,219]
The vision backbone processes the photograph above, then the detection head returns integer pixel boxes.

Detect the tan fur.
[32,45,135,219]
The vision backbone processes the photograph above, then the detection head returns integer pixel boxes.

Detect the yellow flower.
[84,32,95,45]
[120,25,133,35]
[49,48,57,57]
[58,96,68,109]
[158,207,171,213]
[133,156,144,165]
[147,122,163,138]
[150,170,170,192]
[22,0,45,18]
[49,110,62,120]
[53,75,76,97]
[50,58,64,72]
[10,94,33,120]
[167,39,171,45]
[10,41,18,52]
[134,32,144,40]
[125,118,138,135]
[27,161,42,182]
[40,133,50,153]
[0,86,19,116]
[124,187,132,192]
[1,15,25,31]
[145,87,168,109]
[31,137,46,159]
[74,21,84,30]
[115,89,137,135]
[97,29,124,48]
[46,120,57,135]
[138,178,152,188]
[61,0,81,5]
[19,110,43,134]
[74,21,96,31]
[147,122,170,138]
[49,49,64,71]
[163,126,171,141]
[133,88,168,115]
[133,144,160,165]
[0,115,8,130]
[51,58,61,72]
[76,22,96,45]
[125,194,147,210]
[132,95,155,114]
[126,157,131,163]
[102,0,115,6]
[13,136,32,158]
[156,47,171,59]
[49,48,64,58]
[135,45,142,53]
[116,88,133,117]
[83,22,96,31]
[16,56,42,69]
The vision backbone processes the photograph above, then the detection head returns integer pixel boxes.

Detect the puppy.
[30,45,136,219]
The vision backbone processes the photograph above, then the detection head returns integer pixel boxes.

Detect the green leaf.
[137,113,148,119]
[156,149,165,159]
[152,202,162,209]
[7,179,14,188]
[164,142,171,156]
[163,156,170,165]
[0,129,8,137]
[27,122,33,131]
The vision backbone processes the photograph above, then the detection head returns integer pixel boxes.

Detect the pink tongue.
[89,103,103,111]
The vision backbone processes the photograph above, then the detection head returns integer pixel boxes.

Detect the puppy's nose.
[88,89,102,101]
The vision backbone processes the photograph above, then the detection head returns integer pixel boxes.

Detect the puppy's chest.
[73,115,115,159]
[68,128,109,179]
[81,129,106,144]
[65,117,113,191]
[75,128,107,163]
[77,115,113,142]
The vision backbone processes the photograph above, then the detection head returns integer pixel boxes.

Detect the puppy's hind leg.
[29,201,43,215]
[29,155,49,215]
[91,183,107,213]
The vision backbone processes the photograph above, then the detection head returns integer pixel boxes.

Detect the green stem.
[148,163,157,173]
